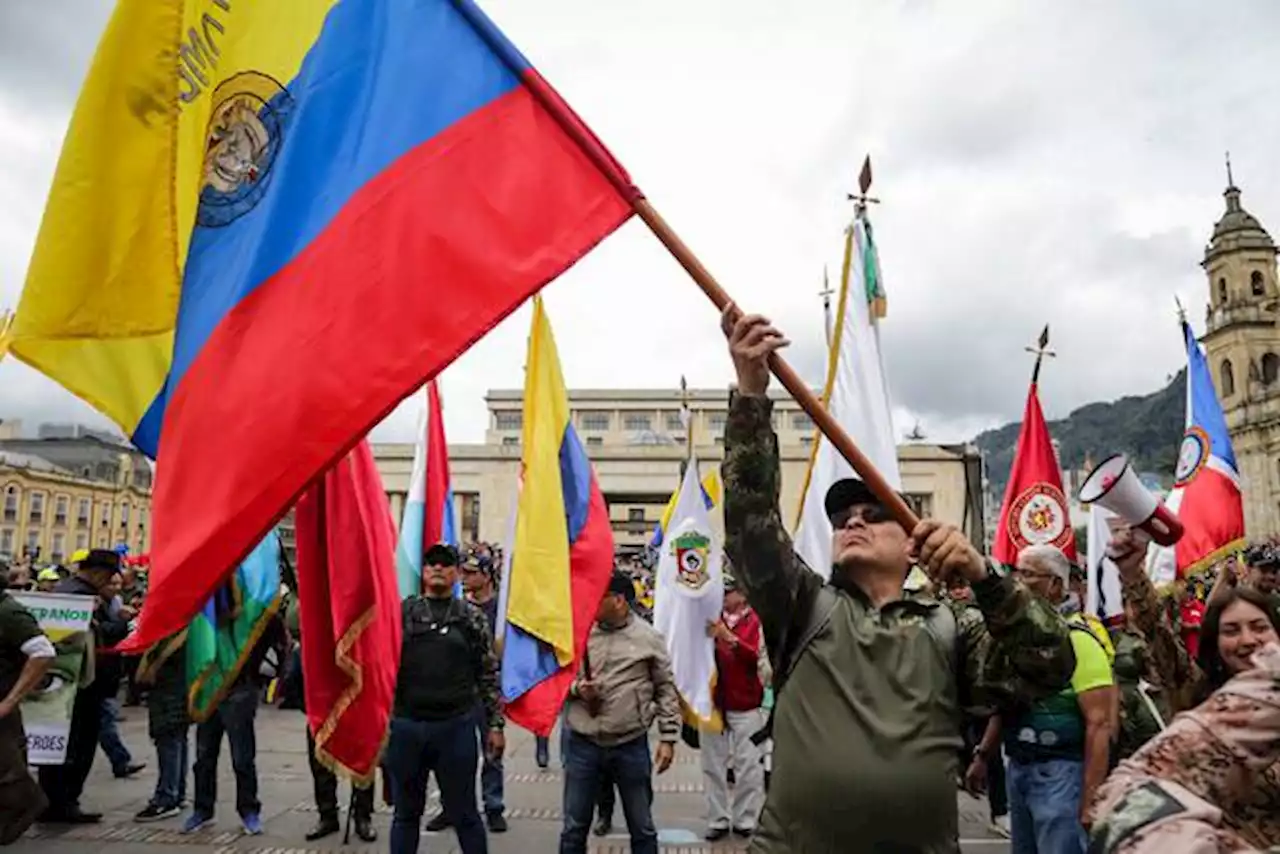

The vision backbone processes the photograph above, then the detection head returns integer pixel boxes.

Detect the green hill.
[975,369,1186,499]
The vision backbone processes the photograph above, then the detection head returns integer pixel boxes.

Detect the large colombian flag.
[501,296,614,736]
[6,0,635,650]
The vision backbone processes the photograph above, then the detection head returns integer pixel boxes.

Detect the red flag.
[294,440,402,782]
[993,383,1076,565]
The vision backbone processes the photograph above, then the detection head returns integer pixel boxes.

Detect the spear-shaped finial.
[1226,150,1235,188]
[847,154,880,213]
[1025,324,1056,385]
[1175,295,1187,325]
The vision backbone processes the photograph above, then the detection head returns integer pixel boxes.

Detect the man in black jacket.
[386,544,504,854]
[38,549,131,824]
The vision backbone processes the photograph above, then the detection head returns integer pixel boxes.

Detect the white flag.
[1086,504,1125,625]
[653,456,724,724]
[795,215,901,579]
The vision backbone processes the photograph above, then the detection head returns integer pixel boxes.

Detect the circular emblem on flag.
[1174,426,1210,487]
[197,72,295,228]
[670,529,712,593]
[1008,483,1070,550]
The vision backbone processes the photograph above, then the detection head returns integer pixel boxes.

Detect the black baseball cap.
[424,543,460,567]
[823,477,905,519]
[80,549,122,573]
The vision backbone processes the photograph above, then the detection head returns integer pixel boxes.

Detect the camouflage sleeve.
[1118,566,1203,711]
[722,392,824,667]
[468,603,504,731]
[971,565,1076,706]
[956,605,994,717]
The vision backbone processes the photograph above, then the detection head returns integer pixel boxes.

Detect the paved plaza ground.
[11,705,1011,853]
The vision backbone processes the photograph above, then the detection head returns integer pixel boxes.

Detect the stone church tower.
[1201,169,1280,535]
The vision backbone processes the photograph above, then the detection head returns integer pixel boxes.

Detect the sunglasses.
[829,504,893,530]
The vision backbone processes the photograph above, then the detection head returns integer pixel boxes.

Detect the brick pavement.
[9,705,1010,853]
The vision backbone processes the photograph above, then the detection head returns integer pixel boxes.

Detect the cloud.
[2,0,1280,450]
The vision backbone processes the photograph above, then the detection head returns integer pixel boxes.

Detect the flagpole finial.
[846,154,880,215]
[1226,150,1235,188]
[1025,324,1056,385]
[1175,295,1187,324]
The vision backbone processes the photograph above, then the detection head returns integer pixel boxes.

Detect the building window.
[708,413,727,432]
[460,494,481,542]
[51,533,65,563]
[580,413,611,431]
[1263,353,1280,386]
[586,436,603,447]
[24,530,39,559]
[665,412,685,432]
[627,508,645,523]
[1221,359,1236,397]
[121,502,130,526]
[74,533,88,552]
[905,493,934,518]
[623,414,652,431]
[28,493,44,525]
[495,411,522,430]
[0,530,12,557]
[1252,271,1266,296]
[792,413,814,431]
[99,501,111,527]
[800,435,814,446]
[502,436,519,447]
[2,486,17,524]
[1218,278,1228,304]
[77,498,90,526]
[54,496,68,526]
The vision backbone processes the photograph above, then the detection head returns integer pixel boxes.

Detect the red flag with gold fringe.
[295,439,402,782]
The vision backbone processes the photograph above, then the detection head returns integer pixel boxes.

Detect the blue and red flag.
[1162,320,1246,577]
[395,382,461,599]
[501,297,614,736]
[12,0,638,651]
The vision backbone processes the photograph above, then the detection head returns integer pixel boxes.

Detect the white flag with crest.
[653,455,724,726]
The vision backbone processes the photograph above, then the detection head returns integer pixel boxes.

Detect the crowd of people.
[0,317,1276,852]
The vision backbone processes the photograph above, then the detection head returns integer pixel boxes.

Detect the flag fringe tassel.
[312,604,385,787]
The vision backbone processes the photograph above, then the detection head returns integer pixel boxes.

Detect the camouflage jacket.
[1110,629,1168,761]
[1118,564,1205,713]
[721,393,1075,853]
[1089,655,1280,852]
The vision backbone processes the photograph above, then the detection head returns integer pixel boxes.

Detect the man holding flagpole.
[718,307,1075,854]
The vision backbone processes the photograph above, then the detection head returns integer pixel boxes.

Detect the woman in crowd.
[1088,586,1280,851]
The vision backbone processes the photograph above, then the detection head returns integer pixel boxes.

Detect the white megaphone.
[1078,454,1184,547]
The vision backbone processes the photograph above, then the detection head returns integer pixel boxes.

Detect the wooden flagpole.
[457,16,919,531]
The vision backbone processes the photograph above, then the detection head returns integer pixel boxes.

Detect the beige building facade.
[1200,178,1280,536]
[373,388,984,557]
[0,449,152,565]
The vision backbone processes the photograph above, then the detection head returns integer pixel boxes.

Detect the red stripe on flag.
[126,85,632,650]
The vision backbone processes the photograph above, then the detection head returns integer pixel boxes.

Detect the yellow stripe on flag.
[509,297,575,665]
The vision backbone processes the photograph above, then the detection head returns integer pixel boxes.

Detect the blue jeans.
[193,684,259,819]
[150,730,188,809]
[387,713,487,854]
[1007,758,1087,854]
[98,698,133,774]
[479,713,503,815]
[559,730,656,854]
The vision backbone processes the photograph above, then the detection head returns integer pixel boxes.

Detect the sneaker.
[486,811,508,833]
[181,813,215,834]
[425,812,451,832]
[114,762,147,779]
[705,827,730,841]
[240,813,264,836]
[135,804,181,823]
[592,817,611,837]
[991,816,1011,838]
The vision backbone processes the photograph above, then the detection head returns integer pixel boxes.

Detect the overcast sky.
[2,0,1278,446]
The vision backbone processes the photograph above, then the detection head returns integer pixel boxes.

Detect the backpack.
[751,585,959,745]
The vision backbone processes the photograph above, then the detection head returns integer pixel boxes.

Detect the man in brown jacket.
[559,571,680,854]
